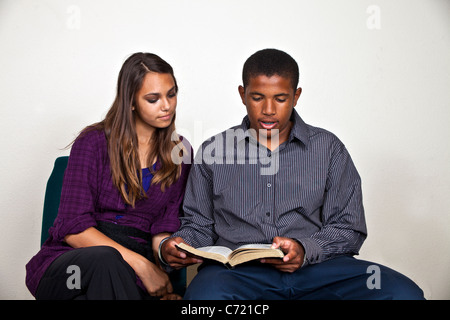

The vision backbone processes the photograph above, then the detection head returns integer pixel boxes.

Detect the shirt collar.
[239,109,310,147]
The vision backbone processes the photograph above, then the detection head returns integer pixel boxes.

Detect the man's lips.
[259,120,277,130]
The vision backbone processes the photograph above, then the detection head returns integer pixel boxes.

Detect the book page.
[176,243,283,267]
[235,243,274,250]
[231,244,274,255]
[176,243,231,264]
[196,245,232,257]
[228,245,284,267]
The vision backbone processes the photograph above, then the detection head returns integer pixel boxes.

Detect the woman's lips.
[159,113,173,121]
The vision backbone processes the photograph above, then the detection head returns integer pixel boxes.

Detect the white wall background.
[0,0,449,299]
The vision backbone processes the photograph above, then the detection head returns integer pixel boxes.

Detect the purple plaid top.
[25,129,192,296]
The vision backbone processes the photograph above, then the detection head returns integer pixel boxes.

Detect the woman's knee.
[79,246,123,263]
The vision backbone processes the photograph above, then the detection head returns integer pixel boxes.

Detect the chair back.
[41,156,69,246]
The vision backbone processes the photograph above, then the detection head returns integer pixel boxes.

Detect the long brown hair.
[83,53,182,206]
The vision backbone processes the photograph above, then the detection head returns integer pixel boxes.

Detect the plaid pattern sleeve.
[51,130,101,242]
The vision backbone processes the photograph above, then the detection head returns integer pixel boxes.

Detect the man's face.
[238,74,302,149]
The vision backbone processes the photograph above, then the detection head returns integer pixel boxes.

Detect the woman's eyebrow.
[166,85,176,94]
[144,92,160,97]
[144,86,176,97]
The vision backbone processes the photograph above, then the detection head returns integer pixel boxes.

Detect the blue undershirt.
[118,164,156,216]
[141,165,155,192]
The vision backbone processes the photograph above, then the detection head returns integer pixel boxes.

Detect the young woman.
[26,52,192,300]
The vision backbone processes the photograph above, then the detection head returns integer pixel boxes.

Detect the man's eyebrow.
[249,92,290,97]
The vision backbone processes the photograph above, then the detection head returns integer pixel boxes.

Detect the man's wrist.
[158,236,171,266]
[293,238,308,268]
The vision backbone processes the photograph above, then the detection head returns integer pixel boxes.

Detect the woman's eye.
[147,99,158,104]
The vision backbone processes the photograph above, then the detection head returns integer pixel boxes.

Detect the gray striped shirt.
[173,109,367,266]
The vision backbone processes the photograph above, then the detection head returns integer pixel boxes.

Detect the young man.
[160,49,424,299]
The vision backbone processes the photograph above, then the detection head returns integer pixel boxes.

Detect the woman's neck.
[135,125,155,169]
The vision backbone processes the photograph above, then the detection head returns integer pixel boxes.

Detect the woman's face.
[133,72,177,133]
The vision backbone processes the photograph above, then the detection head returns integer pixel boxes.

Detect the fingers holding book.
[160,237,203,269]
[260,237,305,273]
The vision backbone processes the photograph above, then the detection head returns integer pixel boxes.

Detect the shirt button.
[266,212,270,217]
[267,183,272,188]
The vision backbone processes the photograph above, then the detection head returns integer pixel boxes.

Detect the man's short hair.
[242,48,299,90]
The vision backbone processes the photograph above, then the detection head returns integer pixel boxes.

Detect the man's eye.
[276,98,286,103]
[252,96,262,101]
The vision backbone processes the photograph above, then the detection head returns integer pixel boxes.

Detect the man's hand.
[161,237,203,269]
[261,236,305,273]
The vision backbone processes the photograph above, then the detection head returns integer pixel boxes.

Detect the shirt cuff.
[296,237,323,267]
[52,215,97,242]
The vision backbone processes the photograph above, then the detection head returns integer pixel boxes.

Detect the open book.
[176,243,284,268]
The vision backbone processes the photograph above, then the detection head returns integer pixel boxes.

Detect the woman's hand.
[130,253,173,297]
[160,293,182,300]
[65,227,175,297]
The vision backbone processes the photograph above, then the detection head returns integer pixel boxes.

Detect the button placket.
[262,174,275,224]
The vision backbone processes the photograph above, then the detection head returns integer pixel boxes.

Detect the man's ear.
[293,87,302,108]
[238,85,246,105]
